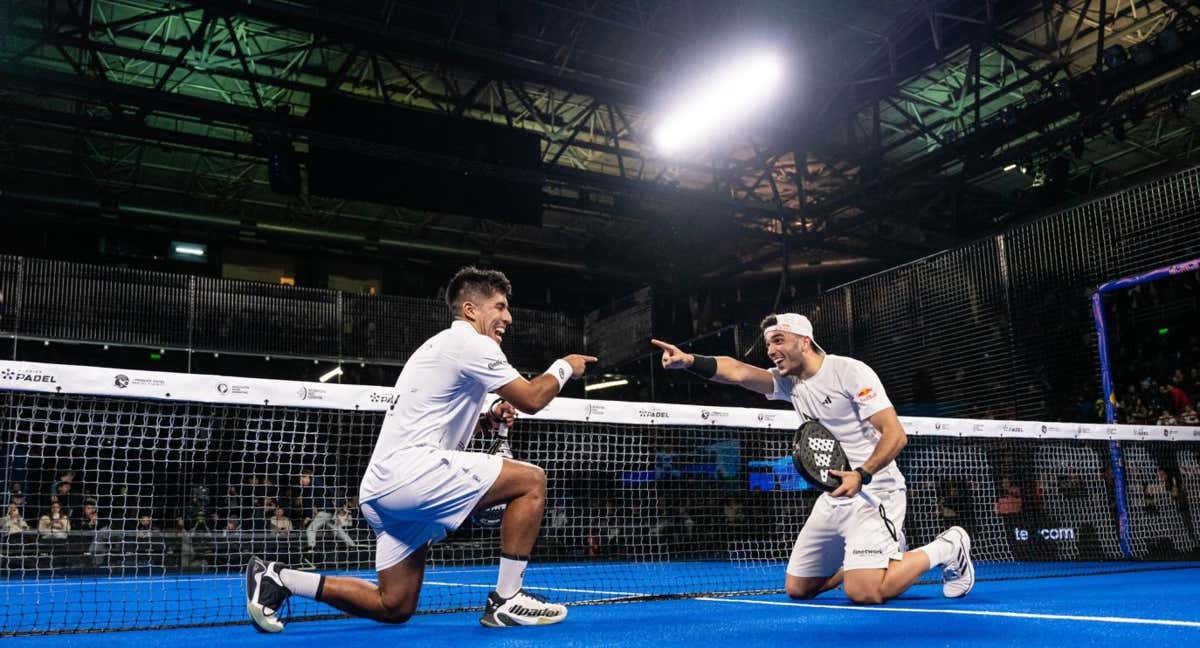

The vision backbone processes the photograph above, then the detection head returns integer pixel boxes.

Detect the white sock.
[496,553,528,598]
[279,567,323,600]
[916,535,957,568]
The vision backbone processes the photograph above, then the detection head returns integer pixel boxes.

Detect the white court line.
[695,597,1200,629]
[425,581,647,598]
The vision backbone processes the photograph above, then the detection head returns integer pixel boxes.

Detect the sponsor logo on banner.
[935,422,950,431]
[1002,424,1025,433]
[1014,527,1076,541]
[216,383,251,395]
[757,412,778,423]
[1133,427,1149,438]
[1163,428,1173,438]
[1,368,59,384]
[701,409,729,421]
[368,391,397,404]
[972,423,986,433]
[584,403,607,417]
[116,374,166,388]
[637,408,669,420]
[297,387,328,401]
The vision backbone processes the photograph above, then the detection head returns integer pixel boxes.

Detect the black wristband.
[686,354,718,379]
[854,467,873,485]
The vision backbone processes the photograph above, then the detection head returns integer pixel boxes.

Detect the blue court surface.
[5,563,1198,647]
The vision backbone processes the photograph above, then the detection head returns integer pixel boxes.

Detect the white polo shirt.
[360,320,521,502]
[767,354,906,494]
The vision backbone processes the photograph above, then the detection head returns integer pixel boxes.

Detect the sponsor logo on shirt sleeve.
[856,387,877,401]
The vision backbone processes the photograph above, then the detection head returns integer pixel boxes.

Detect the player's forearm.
[515,374,561,414]
[711,356,756,386]
[860,424,907,474]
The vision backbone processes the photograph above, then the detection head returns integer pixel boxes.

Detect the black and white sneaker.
[246,556,292,633]
[937,526,975,598]
[479,589,567,627]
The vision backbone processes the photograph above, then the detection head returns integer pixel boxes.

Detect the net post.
[1092,257,1200,559]
[1092,288,1132,558]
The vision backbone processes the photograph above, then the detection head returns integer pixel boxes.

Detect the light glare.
[654,50,786,155]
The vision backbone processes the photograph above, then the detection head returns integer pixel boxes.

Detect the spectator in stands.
[331,506,358,547]
[38,501,70,540]
[135,513,159,539]
[5,504,29,535]
[1157,410,1178,426]
[1181,404,1199,425]
[225,518,242,533]
[937,480,965,522]
[994,478,1023,516]
[269,506,293,535]
[51,481,79,517]
[1058,472,1087,499]
[1164,382,1190,415]
[295,468,351,549]
[249,497,278,532]
[75,500,102,535]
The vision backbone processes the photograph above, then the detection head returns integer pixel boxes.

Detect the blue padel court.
[5,562,1198,646]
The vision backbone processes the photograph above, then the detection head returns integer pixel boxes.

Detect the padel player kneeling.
[246,267,596,630]
[652,313,973,604]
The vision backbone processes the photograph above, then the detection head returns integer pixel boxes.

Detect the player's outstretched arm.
[650,339,774,395]
[497,354,597,414]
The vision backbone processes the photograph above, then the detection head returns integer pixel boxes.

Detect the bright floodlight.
[653,49,786,155]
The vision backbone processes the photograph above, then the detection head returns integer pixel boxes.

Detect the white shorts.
[786,489,907,576]
[359,446,503,571]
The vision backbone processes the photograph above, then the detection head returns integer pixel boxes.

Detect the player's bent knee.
[523,464,547,497]
[786,587,817,600]
[377,590,417,624]
[844,587,884,605]
[377,601,415,624]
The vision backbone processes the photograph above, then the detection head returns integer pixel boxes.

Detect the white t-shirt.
[767,354,906,494]
[360,320,521,502]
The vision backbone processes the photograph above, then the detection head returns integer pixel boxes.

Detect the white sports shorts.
[786,489,908,576]
[360,446,503,571]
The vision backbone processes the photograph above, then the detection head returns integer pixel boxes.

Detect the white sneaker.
[937,526,975,598]
[479,589,567,627]
[245,556,292,633]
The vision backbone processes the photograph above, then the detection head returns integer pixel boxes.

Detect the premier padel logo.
[1,369,58,384]
[368,391,398,404]
[637,408,669,419]
[114,375,130,389]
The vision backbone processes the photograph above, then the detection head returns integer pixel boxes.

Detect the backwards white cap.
[763,313,824,353]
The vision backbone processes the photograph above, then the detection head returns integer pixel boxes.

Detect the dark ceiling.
[2,0,1199,290]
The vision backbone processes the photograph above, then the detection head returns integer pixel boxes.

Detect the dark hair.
[446,266,512,318]
[299,468,313,477]
[759,314,778,330]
